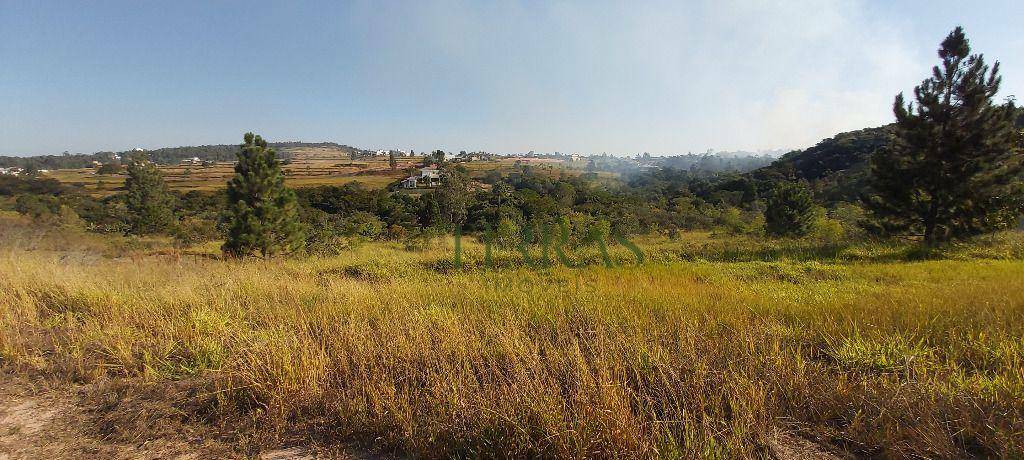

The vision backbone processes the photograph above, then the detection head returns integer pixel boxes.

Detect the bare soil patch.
[0,374,228,459]
[0,374,383,459]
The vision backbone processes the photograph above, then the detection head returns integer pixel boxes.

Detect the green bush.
[172,217,221,248]
[495,217,521,249]
[765,181,815,237]
[14,194,61,220]
[810,207,845,243]
[341,211,385,239]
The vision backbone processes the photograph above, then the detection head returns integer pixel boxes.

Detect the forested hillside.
[740,106,1024,204]
[748,125,893,203]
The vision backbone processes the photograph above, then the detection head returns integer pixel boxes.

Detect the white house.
[180,157,203,165]
[401,167,442,189]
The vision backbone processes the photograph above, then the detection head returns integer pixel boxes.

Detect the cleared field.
[42,146,425,195]
[42,156,599,196]
[1,223,1022,458]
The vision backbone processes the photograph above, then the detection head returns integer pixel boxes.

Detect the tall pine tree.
[765,181,815,237]
[866,27,1022,244]
[222,133,305,257]
[124,153,175,234]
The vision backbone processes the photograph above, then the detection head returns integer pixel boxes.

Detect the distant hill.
[746,105,1024,204]
[749,125,894,203]
[763,126,893,181]
[656,152,777,173]
[0,142,369,170]
[137,142,367,164]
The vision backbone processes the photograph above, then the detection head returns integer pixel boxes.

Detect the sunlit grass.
[1,230,1023,457]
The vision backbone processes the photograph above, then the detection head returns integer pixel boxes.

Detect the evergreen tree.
[765,181,815,237]
[222,133,305,257]
[124,153,175,234]
[389,150,397,171]
[866,27,1022,244]
[436,167,469,230]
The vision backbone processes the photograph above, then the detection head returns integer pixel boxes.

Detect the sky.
[2,1,1022,157]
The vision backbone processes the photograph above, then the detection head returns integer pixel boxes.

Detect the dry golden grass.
[1,230,1023,458]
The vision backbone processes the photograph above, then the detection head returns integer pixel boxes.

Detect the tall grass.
[1,232,1023,457]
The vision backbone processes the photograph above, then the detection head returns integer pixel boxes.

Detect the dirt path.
[0,376,320,459]
[768,432,847,460]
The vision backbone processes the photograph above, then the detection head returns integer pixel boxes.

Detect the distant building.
[180,157,203,165]
[454,151,489,162]
[0,167,24,176]
[569,153,582,162]
[376,149,410,157]
[401,167,442,189]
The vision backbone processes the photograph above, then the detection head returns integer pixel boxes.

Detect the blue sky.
[2,1,1021,156]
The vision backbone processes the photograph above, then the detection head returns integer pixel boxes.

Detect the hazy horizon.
[2,0,1021,157]
[0,139,794,159]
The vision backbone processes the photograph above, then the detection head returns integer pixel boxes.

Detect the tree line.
[3,27,1021,255]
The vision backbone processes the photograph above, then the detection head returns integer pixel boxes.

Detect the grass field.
[44,161,410,195]
[1,218,1022,458]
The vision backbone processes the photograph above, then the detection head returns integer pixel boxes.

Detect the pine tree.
[765,181,815,237]
[389,150,397,171]
[222,133,305,257]
[436,167,468,230]
[124,153,175,234]
[866,27,1022,244]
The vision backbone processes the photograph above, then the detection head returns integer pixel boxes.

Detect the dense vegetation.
[750,126,893,204]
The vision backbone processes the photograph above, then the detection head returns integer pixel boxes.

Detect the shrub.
[14,194,61,220]
[765,181,815,237]
[810,207,845,243]
[341,211,385,239]
[832,202,867,240]
[172,217,221,248]
[95,163,123,175]
[496,217,520,249]
[585,218,611,245]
